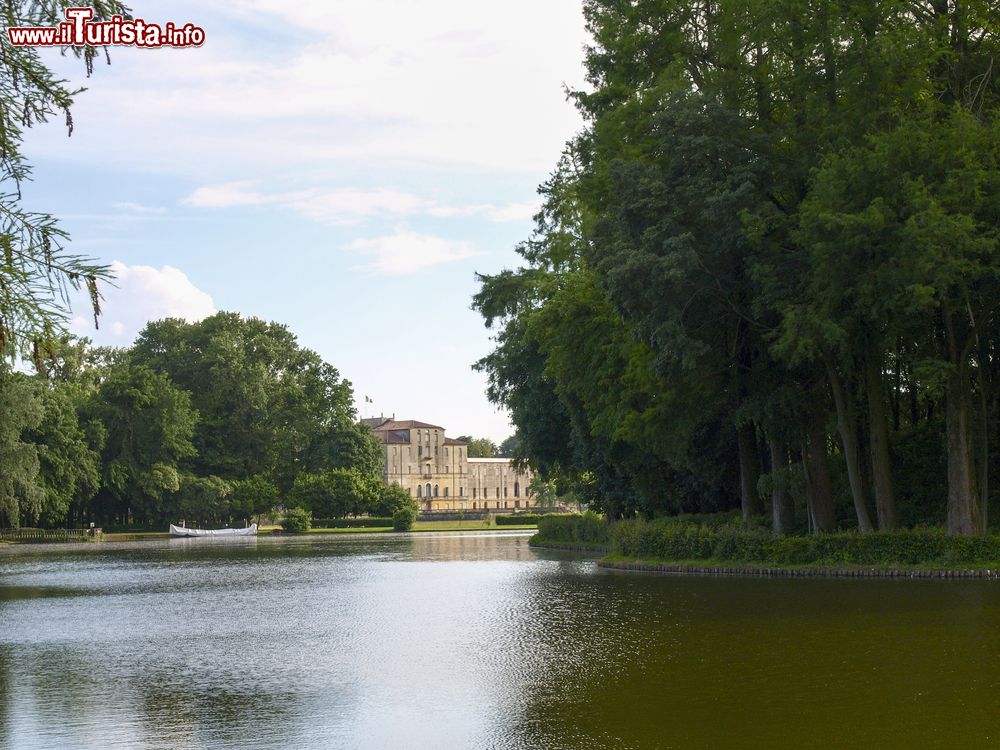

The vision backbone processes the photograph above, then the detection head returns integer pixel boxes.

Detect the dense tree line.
[0,313,396,529]
[475,1,1000,536]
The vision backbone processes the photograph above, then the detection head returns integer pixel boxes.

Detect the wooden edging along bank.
[597,559,1000,579]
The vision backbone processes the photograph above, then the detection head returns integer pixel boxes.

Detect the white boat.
[169,523,258,537]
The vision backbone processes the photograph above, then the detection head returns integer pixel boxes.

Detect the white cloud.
[70,261,216,344]
[112,201,168,215]
[25,0,587,176]
[348,230,477,275]
[182,181,538,225]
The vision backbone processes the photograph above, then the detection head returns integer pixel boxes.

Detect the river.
[1,531,998,749]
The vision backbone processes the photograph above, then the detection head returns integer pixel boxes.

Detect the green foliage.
[0,373,44,527]
[289,468,380,519]
[392,502,418,531]
[228,475,280,521]
[281,507,312,533]
[374,482,414,517]
[535,512,610,545]
[495,514,543,526]
[455,436,497,458]
[90,364,197,522]
[310,517,394,528]
[607,520,1000,567]
[0,2,128,359]
[130,313,356,492]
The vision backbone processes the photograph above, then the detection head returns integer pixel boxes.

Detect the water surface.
[1,532,998,749]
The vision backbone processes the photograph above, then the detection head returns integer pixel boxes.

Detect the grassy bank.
[305,520,538,533]
[531,513,1000,574]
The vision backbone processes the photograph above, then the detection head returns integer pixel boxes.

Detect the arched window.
[434,484,439,497]
[425,430,430,443]
[425,483,431,498]
[417,485,423,498]
[514,482,520,497]
[417,431,422,444]
[444,487,449,497]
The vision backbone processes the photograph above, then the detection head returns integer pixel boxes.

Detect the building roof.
[371,419,445,431]
[443,437,468,446]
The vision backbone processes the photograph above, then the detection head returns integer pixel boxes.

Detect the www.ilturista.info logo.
[7,7,205,48]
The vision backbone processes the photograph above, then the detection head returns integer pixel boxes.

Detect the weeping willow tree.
[0,1,131,364]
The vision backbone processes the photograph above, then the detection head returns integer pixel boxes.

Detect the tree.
[497,434,520,458]
[130,313,356,492]
[25,380,100,526]
[289,468,379,519]
[0,1,131,360]
[455,436,497,458]
[229,474,279,524]
[0,372,43,526]
[89,364,197,525]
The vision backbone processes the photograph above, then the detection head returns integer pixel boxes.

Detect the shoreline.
[530,540,1000,579]
[598,558,1000,579]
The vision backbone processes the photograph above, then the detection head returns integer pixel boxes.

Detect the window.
[434,484,439,497]
[444,447,448,457]
[425,430,430,443]
[408,487,413,496]
[425,483,431,498]
[417,485,423,498]
[472,487,477,499]
[496,487,500,499]
[496,501,500,509]
[504,501,508,508]
[503,486,508,498]
[459,487,464,497]
[418,445,423,458]
[514,482,520,497]
[444,487,449,497]
[445,466,449,474]
[418,431,422,444]
[473,502,477,509]
[515,500,520,508]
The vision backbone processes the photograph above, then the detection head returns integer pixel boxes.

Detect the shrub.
[605,519,1000,567]
[393,503,417,531]
[281,507,312,533]
[536,512,610,545]
[496,513,543,526]
[310,517,393,528]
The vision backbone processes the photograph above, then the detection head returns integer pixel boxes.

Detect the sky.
[21,0,589,442]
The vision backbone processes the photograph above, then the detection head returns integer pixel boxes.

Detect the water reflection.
[2,533,1000,748]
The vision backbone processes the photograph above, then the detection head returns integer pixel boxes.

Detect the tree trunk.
[946,370,981,535]
[825,358,875,531]
[942,302,981,536]
[804,403,837,533]
[866,353,898,529]
[769,438,794,535]
[737,424,763,521]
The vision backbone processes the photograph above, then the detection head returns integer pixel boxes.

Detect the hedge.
[535,512,610,545]
[495,514,544,526]
[310,517,394,528]
[609,519,1000,567]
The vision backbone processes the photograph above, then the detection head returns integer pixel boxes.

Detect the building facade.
[362,417,534,512]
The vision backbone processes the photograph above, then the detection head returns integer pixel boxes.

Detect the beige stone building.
[362,417,534,512]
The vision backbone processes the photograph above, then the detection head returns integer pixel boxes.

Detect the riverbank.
[598,557,1000,579]
[95,520,537,543]
[532,514,1000,579]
